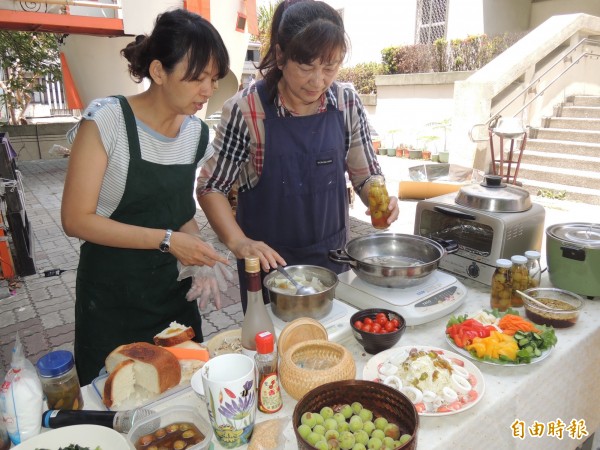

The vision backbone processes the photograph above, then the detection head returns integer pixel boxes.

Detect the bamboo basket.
[293,380,419,450]
[279,339,355,401]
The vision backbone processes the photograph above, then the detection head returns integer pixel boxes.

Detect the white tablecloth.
[81,273,600,450]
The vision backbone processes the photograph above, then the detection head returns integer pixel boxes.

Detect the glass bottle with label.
[255,331,282,414]
[368,175,391,229]
[510,255,529,307]
[490,259,513,311]
[524,250,542,288]
[241,256,275,358]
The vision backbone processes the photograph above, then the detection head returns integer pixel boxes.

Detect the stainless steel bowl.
[263,265,338,322]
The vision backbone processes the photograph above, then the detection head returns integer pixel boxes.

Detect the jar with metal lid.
[491,259,513,311]
[368,175,391,229]
[510,255,529,307]
[524,250,542,288]
[36,350,83,410]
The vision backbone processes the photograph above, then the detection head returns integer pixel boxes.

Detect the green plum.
[341,404,354,419]
[307,432,323,446]
[313,424,326,436]
[367,436,383,450]
[325,429,340,441]
[352,444,367,450]
[351,401,363,415]
[339,430,356,450]
[363,420,376,436]
[301,412,318,428]
[359,408,373,423]
[334,412,347,426]
[314,413,325,426]
[383,423,401,440]
[382,436,396,449]
[320,406,335,420]
[354,429,370,446]
[324,418,339,431]
[349,415,364,433]
[297,423,312,440]
[399,433,412,445]
[374,417,388,431]
[371,429,385,441]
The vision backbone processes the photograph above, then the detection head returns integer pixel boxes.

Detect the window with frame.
[415,0,448,44]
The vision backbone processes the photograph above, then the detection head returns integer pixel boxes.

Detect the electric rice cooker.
[546,223,600,298]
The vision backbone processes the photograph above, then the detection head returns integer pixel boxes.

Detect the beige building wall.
[531,0,600,27]
[61,0,249,118]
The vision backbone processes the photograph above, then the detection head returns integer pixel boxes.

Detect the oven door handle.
[433,206,477,221]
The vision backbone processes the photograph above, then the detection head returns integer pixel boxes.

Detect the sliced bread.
[104,342,181,396]
[102,359,135,408]
[153,322,195,347]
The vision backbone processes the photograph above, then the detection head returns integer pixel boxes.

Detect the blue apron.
[236,80,349,310]
[74,96,208,385]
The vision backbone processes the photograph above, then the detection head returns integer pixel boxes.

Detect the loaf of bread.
[153,322,195,347]
[103,342,181,409]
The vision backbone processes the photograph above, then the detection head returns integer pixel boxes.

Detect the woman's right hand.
[170,232,229,267]
[231,237,287,272]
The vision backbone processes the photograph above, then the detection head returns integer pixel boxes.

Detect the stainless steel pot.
[329,233,458,288]
[546,222,600,298]
[263,265,338,321]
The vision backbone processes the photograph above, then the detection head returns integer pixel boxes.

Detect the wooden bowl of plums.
[293,380,418,450]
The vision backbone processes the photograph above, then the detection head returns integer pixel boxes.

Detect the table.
[80,272,600,450]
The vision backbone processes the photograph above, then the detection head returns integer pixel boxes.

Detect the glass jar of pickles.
[491,259,513,311]
[524,250,542,288]
[510,255,529,307]
[36,350,83,410]
[368,175,391,229]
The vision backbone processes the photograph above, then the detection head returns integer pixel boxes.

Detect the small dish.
[13,424,129,450]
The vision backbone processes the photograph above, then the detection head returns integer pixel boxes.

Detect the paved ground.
[1,154,597,380]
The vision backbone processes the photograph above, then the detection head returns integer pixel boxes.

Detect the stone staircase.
[517,95,600,205]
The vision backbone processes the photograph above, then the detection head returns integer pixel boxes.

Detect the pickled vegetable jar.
[36,350,83,410]
[368,175,391,229]
[510,255,529,307]
[524,250,541,288]
[490,259,513,311]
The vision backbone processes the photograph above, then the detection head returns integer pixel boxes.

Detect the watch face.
[160,242,170,252]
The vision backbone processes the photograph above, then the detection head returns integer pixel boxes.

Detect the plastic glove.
[181,262,234,311]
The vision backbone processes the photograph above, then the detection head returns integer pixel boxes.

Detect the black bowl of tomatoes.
[350,308,406,354]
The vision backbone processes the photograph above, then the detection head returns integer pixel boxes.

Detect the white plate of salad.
[445,308,557,366]
[363,345,485,416]
[13,424,130,450]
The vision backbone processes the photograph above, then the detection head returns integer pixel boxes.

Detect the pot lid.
[277,317,327,356]
[455,175,531,212]
[547,223,600,248]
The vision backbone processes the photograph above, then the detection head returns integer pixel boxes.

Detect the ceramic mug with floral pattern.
[191,353,256,448]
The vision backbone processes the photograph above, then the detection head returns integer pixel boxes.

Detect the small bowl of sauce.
[522,288,584,328]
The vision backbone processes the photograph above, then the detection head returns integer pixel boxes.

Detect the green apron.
[74,95,208,385]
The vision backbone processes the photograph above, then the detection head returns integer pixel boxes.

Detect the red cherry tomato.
[363,317,373,325]
[376,316,388,326]
[362,324,372,333]
[354,320,363,330]
[371,323,382,333]
[390,318,400,328]
[384,321,395,332]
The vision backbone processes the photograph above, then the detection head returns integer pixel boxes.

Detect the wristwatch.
[159,229,173,253]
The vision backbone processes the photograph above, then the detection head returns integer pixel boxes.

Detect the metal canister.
[36,350,84,410]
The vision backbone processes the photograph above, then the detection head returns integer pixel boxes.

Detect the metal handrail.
[469,37,600,142]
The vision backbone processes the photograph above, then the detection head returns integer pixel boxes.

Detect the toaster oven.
[414,192,545,285]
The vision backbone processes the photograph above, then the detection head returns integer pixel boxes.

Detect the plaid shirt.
[197,81,382,197]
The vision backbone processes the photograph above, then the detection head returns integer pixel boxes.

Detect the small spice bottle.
[36,350,83,410]
[368,175,391,229]
[524,250,542,288]
[254,331,282,414]
[490,258,513,311]
[510,255,529,307]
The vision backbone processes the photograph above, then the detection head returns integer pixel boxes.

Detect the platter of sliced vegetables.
[363,346,485,416]
[445,309,557,366]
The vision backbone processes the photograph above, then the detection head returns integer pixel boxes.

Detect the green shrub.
[337,62,384,94]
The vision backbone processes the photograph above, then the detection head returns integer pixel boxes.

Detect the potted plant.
[425,118,452,164]
[409,147,423,159]
[422,148,431,160]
